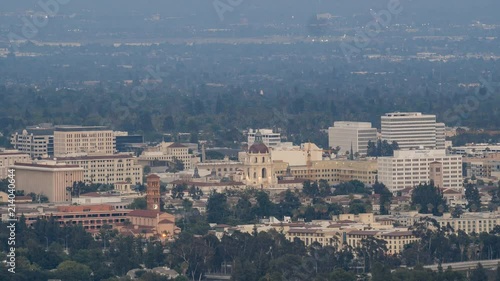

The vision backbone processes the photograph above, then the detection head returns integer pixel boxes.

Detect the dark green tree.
[207,192,230,224]
[411,182,448,216]
[469,263,487,281]
[465,183,481,212]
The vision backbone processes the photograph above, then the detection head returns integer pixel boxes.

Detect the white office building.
[247,129,281,147]
[377,149,463,192]
[381,112,445,150]
[328,122,377,155]
[10,124,55,158]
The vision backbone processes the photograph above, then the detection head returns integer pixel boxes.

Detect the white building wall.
[328,122,377,155]
[377,149,463,192]
[248,129,281,147]
[381,112,438,150]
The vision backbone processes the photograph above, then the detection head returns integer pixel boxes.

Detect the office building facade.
[0,150,31,179]
[381,112,445,150]
[10,124,55,158]
[377,149,463,192]
[328,121,377,155]
[11,162,84,202]
[247,129,281,147]
[54,126,115,157]
[56,154,143,185]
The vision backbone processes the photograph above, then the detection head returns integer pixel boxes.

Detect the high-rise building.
[377,149,462,192]
[247,129,281,147]
[10,124,55,158]
[381,112,445,150]
[436,123,446,150]
[54,126,115,157]
[11,161,84,202]
[328,121,377,155]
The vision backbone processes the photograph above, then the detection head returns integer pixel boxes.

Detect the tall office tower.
[381,112,443,150]
[436,122,446,150]
[328,121,377,155]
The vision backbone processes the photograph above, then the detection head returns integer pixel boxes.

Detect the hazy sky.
[2,0,500,24]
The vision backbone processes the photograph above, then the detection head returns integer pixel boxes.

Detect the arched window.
[254,157,258,163]
[253,172,257,179]
[262,157,265,163]
[262,168,267,178]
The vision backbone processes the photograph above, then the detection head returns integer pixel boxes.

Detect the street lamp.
[58,235,69,254]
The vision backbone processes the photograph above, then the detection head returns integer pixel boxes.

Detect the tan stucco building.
[54,126,115,157]
[139,142,197,170]
[11,162,84,202]
[274,159,378,186]
[56,154,143,185]
[0,150,31,179]
[122,209,179,239]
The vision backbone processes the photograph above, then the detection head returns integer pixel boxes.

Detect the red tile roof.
[168,143,187,148]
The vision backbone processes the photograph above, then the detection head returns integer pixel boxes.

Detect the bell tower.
[146,174,161,211]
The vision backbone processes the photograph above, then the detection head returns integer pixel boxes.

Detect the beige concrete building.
[229,213,418,255]
[462,154,500,179]
[54,126,115,157]
[378,149,462,192]
[345,230,418,255]
[0,150,31,179]
[56,154,142,185]
[139,142,197,170]
[391,211,500,235]
[270,142,323,166]
[275,160,378,185]
[11,162,84,202]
